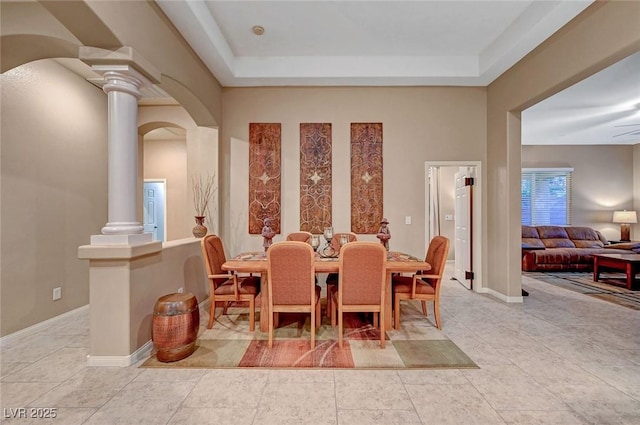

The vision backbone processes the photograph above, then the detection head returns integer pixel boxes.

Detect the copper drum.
[152,292,200,362]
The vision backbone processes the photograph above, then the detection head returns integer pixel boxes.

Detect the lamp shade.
[613,210,638,224]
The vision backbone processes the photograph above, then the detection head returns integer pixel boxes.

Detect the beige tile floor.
[2,265,640,424]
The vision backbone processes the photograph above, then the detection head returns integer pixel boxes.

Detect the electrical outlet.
[178,287,184,293]
[405,216,412,225]
[53,287,62,301]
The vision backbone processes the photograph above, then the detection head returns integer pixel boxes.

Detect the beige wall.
[143,137,188,241]
[0,59,107,335]
[220,86,487,259]
[2,0,640,339]
[487,1,640,298]
[522,145,636,241]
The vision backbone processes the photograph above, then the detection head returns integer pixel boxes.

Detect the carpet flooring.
[524,271,640,310]
[141,303,478,370]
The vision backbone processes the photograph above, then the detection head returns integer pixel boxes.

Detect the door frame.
[425,161,483,292]
[143,178,167,243]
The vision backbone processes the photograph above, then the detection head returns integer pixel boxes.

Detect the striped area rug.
[524,271,640,310]
[140,305,478,370]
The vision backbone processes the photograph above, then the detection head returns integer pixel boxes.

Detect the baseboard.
[87,340,154,367]
[484,287,523,303]
[87,297,210,367]
[0,305,89,348]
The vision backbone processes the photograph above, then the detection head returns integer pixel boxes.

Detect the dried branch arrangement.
[192,173,216,217]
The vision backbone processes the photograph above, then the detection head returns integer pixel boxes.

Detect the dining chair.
[330,241,387,348]
[267,241,322,348]
[285,231,313,244]
[392,236,450,330]
[325,232,358,317]
[201,235,260,331]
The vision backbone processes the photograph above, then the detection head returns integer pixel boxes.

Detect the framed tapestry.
[300,123,332,233]
[248,123,281,234]
[351,123,383,234]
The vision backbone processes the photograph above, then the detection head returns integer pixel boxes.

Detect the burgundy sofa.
[522,225,640,272]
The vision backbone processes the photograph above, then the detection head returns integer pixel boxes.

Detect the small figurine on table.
[261,217,276,252]
[376,218,391,251]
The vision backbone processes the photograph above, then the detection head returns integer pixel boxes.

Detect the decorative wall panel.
[249,123,281,234]
[300,123,332,233]
[351,123,383,234]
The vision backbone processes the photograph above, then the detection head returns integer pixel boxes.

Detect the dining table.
[222,250,431,332]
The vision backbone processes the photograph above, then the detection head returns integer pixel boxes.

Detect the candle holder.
[318,227,338,258]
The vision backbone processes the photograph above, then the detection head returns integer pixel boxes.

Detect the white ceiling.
[157,0,593,87]
[154,0,639,146]
[522,51,640,145]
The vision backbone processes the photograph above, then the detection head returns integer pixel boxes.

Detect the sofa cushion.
[565,226,604,248]
[536,226,576,248]
[521,225,545,248]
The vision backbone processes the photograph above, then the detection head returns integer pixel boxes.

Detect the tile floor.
[1,266,640,424]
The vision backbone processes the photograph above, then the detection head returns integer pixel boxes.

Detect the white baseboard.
[0,305,89,348]
[87,340,154,367]
[2,297,213,366]
[87,297,210,367]
[484,287,523,303]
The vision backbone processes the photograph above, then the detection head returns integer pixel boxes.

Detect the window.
[521,168,572,225]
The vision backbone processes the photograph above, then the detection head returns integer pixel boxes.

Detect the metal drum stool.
[152,292,200,362]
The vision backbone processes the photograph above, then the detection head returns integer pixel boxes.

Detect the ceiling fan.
[613,123,640,138]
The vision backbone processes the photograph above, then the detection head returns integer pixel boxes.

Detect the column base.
[91,233,153,246]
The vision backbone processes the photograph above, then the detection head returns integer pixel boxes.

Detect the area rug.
[524,271,640,310]
[141,303,478,369]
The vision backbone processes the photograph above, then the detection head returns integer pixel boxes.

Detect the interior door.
[143,181,165,242]
[454,169,473,289]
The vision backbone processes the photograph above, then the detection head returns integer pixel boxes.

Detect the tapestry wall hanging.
[300,123,332,233]
[248,123,281,234]
[351,123,383,234]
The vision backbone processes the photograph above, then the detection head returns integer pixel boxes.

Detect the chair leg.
[330,294,337,327]
[310,309,316,349]
[338,307,343,349]
[433,300,441,330]
[315,299,321,329]
[274,312,279,328]
[394,296,401,330]
[268,310,273,348]
[222,301,229,315]
[421,300,428,316]
[326,283,334,319]
[373,312,379,329]
[207,298,216,329]
[248,297,255,332]
[379,308,385,349]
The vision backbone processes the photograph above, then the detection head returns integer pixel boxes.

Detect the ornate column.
[93,65,149,244]
[80,47,160,245]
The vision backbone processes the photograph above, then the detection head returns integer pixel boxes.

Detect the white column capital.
[91,65,151,99]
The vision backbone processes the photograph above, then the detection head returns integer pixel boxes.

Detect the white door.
[454,169,473,289]
[143,181,165,242]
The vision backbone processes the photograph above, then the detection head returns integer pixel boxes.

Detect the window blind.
[521,168,572,226]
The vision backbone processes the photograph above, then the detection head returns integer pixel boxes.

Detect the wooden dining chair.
[286,231,313,244]
[201,235,260,331]
[267,241,321,348]
[325,232,358,317]
[392,236,450,330]
[330,241,387,348]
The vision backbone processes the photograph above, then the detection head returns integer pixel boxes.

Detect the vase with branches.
[192,173,216,237]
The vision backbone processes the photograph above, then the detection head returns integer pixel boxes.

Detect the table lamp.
[613,210,637,242]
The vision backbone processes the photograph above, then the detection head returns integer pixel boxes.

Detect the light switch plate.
[405,216,411,225]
